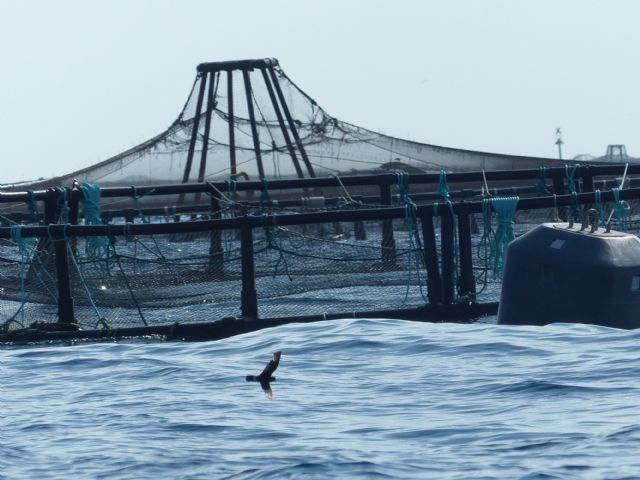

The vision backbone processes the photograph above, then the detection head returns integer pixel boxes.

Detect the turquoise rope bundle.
[476,198,496,288]
[438,170,450,201]
[491,196,519,276]
[260,178,271,209]
[79,183,109,261]
[564,164,582,222]
[433,171,460,296]
[395,172,427,303]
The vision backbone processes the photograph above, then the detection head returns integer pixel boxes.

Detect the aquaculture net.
[19,58,573,192]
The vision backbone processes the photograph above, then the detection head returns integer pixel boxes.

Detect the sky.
[0,0,638,183]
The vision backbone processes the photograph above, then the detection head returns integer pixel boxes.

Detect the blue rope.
[261,214,291,280]
[395,172,427,303]
[79,183,109,261]
[612,187,630,229]
[434,171,460,296]
[594,190,606,226]
[7,226,34,327]
[260,178,271,210]
[438,170,450,201]
[475,198,496,290]
[491,196,519,276]
[536,167,551,195]
[565,164,582,222]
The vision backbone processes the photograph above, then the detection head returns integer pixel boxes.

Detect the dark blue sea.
[3,318,640,479]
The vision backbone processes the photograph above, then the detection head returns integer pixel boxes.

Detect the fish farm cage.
[2,163,640,342]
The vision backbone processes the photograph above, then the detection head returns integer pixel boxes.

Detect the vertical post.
[227,70,237,176]
[52,225,75,323]
[209,193,224,276]
[552,171,565,196]
[240,221,258,319]
[581,165,594,193]
[198,72,217,184]
[182,72,208,184]
[267,66,316,177]
[380,179,396,267]
[44,187,59,225]
[242,69,265,179]
[552,171,567,221]
[68,184,81,254]
[68,184,80,225]
[260,67,304,178]
[354,220,367,240]
[420,211,442,304]
[440,206,455,305]
[457,210,475,301]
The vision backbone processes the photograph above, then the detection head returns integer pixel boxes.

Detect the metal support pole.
[354,220,367,240]
[380,181,396,267]
[552,172,565,196]
[267,66,316,177]
[457,211,475,301]
[208,193,224,276]
[440,207,455,305]
[51,225,75,323]
[581,166,594,193]
[182,72,208,184]
[420,212,442,304]
[242,69,265,179]
[259,67,304,178]
[227,70,237,176]
[198,72,216,184]
[44,187,59,225]
[240,222,258,319]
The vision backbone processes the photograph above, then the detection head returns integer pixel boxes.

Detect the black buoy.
[498,212,640,329]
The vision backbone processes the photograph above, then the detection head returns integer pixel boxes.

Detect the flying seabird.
[246,351,281,398]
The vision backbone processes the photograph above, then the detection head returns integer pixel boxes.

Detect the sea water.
[2,318,640,479]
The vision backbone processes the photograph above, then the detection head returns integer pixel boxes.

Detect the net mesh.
[16,58,577,192]
[2,190,639,332]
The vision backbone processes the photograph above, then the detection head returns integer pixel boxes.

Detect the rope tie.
[490,196,519,276]
[438,170,450,202]
[611,187,630,229]
[594,190,606,226]
[260,178,271,209]
[395,172,427,303]
[261,214,291,280]
[79,183,109,261]
[536,167,551,195]
[565,164,582,222]
[6,226,37,329]
[334,175,362,207]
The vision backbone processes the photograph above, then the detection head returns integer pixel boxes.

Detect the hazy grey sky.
[0,0,638,182]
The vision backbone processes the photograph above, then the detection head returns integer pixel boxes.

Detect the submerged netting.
[16,58,578,192]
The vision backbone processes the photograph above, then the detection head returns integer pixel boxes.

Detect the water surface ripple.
[2,319,640,479]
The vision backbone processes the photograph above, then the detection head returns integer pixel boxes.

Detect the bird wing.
[258,351,281,379]
[260,380,273,399]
